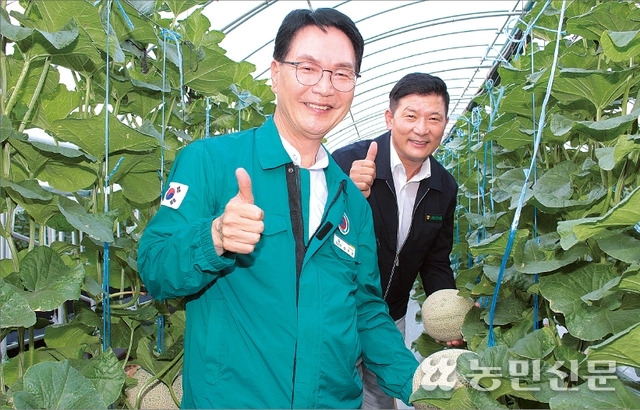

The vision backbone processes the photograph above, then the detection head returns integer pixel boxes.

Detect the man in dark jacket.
[332,72,460,409]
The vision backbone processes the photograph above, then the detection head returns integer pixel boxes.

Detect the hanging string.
[485,79,503,215]
[114,0,134,30]
[488,0,565,347]
[101,0,113,352]
[160,28,186,120]
[530,33,541,331]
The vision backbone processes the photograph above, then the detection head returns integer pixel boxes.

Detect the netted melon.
[411,348,470,409]
[421,289,474,341]
[126,368,182,409]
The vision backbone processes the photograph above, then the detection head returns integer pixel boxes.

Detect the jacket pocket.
[204,297,227,386]
[262,213,289,236]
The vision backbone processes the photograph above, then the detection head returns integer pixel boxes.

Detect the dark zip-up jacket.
[332,132,458,320]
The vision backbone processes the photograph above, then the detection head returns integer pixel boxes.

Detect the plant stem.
[134,349,184,409]
[85,75,92,117]
[4,59,31,116]
[28,326,35,366]
[18,57,51,132]
[28,218,36,251]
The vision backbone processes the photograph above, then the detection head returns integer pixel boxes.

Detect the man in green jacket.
[138,7,419,408]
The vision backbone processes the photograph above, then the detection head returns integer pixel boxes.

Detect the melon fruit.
[126,368,182,409]
[411,348,470,409]
[421,289,474,341]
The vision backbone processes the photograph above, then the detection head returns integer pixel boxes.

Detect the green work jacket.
[138,116,418,408]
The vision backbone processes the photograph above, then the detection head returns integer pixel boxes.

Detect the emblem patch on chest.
[339,213,350,235]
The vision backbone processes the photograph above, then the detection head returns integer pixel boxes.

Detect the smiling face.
[270,25,357,149]
[385,93,449,176]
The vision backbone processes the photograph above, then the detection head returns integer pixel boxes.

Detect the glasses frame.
[280,60,360,92]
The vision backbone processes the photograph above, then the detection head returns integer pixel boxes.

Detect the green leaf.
[510,327,557,360]
[548,377,640,409]
[601,30,640,62]
[0,280,37,329]
[557,186,640,249]
[568,306,640,341]
[411,386,476,409]
[553,67,640,112]
[0,178,53,201]
[32,87,82,129]
[164,0,208,17]
[34,18,80,50]
[485,292,529,326]
[109,152,163,204]
[538,265,640,340]
[596,229,640,265]
[12,361,107,409]
[514,233,589,274]
[482,116,532,151]
[0,114,28,143]
[183,46,238,94]
[587,322,640,368]
[566,1,640,40]
[57,196,115,243]
[412,333,448,359]
[550,110,640,143]
[581,277,620,305]
[620,272,640,293]
[539,263,618,316]
[34,1,124,62]
[44,321,100,349]
[18,246,85,311]
[0,8,33,41]
[50,111,159,158]
[38,158,98,193]
[69,349,126,407]
[469,229,529,258]
[30,139,97,161]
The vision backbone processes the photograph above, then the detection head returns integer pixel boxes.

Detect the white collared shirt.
[280,137,329,239]
[390,142,431,249]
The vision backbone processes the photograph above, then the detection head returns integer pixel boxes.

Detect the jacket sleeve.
[354,201,419,405]
[138,141,235,301]
[419,180,457,296]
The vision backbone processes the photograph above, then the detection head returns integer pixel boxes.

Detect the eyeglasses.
[280,60,360,92]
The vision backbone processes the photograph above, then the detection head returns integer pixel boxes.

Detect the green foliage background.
[411,0,640,408]
[1,0,274,407]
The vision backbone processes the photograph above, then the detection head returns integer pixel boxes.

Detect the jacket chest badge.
[425,214,443,221]
[333,234,355,258]
[339,213,350,235]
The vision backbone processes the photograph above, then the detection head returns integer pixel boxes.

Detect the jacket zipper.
[382,182,430,300]
[290,177,346,407]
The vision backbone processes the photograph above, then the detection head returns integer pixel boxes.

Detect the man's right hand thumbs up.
[212,168,265,255]
[349,141,377,198]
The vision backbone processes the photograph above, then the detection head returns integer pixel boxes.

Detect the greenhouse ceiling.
[202,0,532,151]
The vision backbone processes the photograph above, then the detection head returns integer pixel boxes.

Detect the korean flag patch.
[161,182,189,209]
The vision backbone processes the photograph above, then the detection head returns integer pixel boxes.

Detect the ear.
[385,109,393,130]
[270,60,279,93]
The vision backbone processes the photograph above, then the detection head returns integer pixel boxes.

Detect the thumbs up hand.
[349,141,377,198]
[212,168,265,255]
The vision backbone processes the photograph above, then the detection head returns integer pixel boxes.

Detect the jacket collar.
[256,116,295,170]
[373,131,447,193]
[255,116,346,185]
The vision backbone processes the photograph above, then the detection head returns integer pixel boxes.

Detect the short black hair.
[273,8,364,74]
[389,73,450,115]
